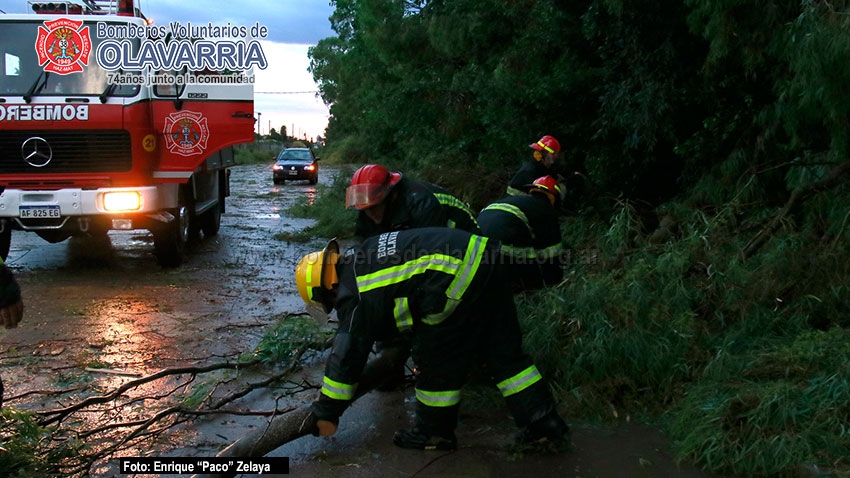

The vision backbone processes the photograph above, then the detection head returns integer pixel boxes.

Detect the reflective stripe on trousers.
[321,375,357,401]
[416,387,462,407]
[496,365,543,397]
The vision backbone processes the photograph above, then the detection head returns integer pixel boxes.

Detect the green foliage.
[280,166,358,241]
[234,146,274,165]
[0,408,79,477]
[252,314,328,365]
[309,0,850,474]
[670,328,850,476]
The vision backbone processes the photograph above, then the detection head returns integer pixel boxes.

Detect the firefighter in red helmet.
[346,164,481,390]
[295,228,570,451]
[479,175,566,291]
[506,135,561,196]
[346,164,479,238]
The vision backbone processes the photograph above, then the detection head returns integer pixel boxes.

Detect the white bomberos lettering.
[0,105,88,121]
[376,231,399,259]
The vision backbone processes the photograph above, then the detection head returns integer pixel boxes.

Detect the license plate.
[19,206,61,218]
[288,170,298,175]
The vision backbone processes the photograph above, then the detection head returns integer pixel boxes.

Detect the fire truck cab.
[0,0,255,266]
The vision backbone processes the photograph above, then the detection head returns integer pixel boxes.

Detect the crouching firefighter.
[295,227,570,450]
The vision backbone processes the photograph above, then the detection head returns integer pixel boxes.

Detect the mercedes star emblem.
[21,136,53,168]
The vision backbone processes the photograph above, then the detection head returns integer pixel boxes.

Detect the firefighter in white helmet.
[295,227,569,451]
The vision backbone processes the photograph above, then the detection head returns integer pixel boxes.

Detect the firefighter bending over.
[295,228,569,451]
[478,175,566,291]
[346,164,479,238]
[345,164,481,391]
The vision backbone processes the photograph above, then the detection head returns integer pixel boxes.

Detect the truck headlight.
[103,191,141,212]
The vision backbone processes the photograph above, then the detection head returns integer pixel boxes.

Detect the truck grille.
[0,130,132,174]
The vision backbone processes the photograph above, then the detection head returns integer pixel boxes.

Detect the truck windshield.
[0,20,140,97]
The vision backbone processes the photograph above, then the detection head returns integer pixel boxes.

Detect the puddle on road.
[0,163,342,475]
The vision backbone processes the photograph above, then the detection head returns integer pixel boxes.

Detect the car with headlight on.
[272,148,319,185]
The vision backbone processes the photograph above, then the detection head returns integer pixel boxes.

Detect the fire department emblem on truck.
[163,111,210,156]
[35,18,92,75]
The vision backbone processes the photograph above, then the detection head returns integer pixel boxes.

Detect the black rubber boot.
[516,411,571,452]
[393,427,457,451]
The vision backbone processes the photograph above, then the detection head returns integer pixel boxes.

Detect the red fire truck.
[0,0,255,266]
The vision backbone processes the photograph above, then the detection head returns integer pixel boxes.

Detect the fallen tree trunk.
[191,349,406,478]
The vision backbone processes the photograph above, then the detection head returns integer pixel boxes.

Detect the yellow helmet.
[295,239,340,312]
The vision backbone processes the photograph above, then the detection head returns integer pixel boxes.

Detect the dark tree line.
[309,0,850,211]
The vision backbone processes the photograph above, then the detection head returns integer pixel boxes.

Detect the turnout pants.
[410,264,556,437]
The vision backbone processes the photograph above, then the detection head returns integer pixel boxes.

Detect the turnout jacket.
[354,178,479,239]
[507,159,552,196]
[477,193,564,289]
[311,227,495,422]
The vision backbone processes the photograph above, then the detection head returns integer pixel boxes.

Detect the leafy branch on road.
[0,313,330,477]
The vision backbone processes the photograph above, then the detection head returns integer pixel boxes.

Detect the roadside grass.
[275,166,358,242]
[515,191,850,476]
[234,147,274,165]
[272,162,850,475]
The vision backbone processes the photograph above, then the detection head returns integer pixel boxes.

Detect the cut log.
[191,348,407,478]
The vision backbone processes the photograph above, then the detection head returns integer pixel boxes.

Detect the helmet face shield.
[347,165,402,209]
[345,183,389,210]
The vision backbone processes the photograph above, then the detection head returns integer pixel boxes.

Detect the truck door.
[150,69,254,180]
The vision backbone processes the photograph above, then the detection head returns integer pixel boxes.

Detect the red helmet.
[529,135,561,154]
[530,175,564,206]
[345,164,403,210]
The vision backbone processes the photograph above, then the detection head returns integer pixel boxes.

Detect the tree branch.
[37,360,260,427]
[741,161,850,260]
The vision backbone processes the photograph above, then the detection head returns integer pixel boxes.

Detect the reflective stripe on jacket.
[311,228,495,421]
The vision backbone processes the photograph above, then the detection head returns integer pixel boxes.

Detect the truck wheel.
[0,228,10,262]
[201,202,222,237]
[153,196,189,268]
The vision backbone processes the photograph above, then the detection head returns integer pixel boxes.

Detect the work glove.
[315,419,338,437]
[302,411,339,437]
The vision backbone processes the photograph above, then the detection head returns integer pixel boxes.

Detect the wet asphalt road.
[0,162,340,475]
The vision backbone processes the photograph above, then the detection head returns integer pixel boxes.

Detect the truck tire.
[0,228,10,262]
[201,202,222,237]
[153,190,190,268]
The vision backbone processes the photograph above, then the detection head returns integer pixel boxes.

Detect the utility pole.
[256,112,262,136]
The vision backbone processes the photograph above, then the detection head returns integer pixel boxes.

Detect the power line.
[255,91,318,94]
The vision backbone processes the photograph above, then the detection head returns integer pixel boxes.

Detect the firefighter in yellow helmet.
[295,228,569,451]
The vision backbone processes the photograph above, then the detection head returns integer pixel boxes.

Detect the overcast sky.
[0,0,336,139]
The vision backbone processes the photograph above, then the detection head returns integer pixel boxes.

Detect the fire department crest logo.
[163,111,210,157]
[35,18,92,75]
